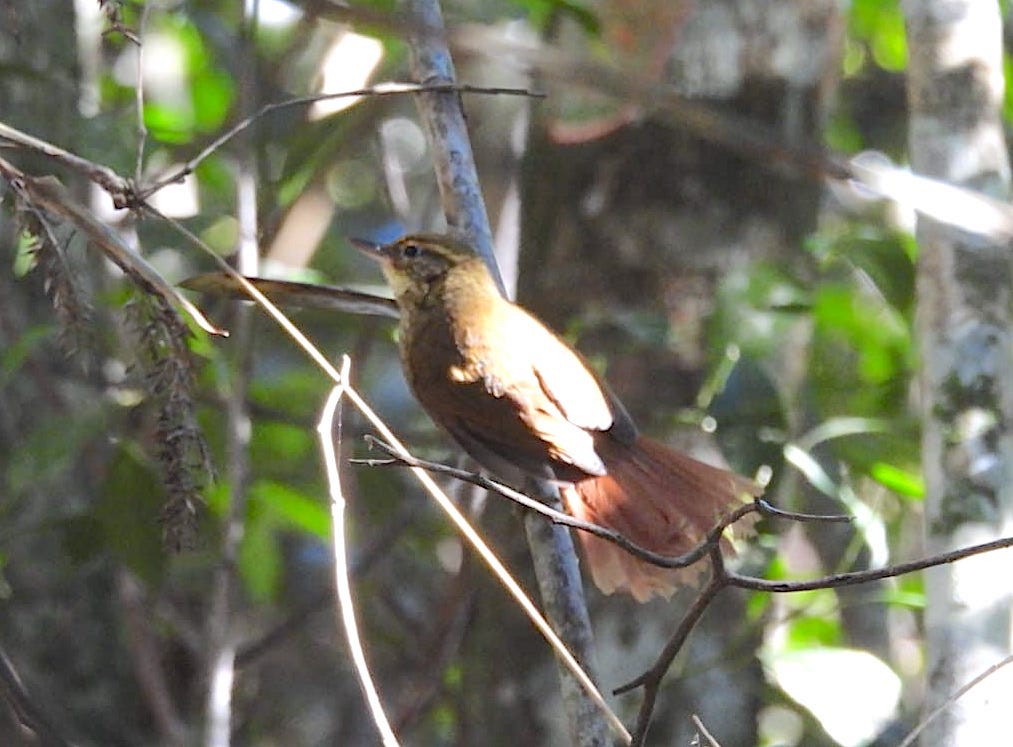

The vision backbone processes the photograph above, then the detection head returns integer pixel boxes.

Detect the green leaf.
[93,445,166,583]
[239,507,282,603]
[191,67,234,132]
[785,616,841,650]
[252,480,329,538]
[849,0,907,71]
[511,0,600,34]
[144,102,196,144]
[0,325,54,386]
[868,461,925,499]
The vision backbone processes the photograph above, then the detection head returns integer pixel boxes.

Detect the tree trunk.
[904,1,1013,743]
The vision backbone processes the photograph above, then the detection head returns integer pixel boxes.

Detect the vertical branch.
[133,1,153,184]
[904,0,1013,742]
[405,0,502,293]
[205,5,261,746]
[523,486,609,747]
[403,2,609,744]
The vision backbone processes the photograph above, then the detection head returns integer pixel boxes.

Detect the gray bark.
[903,0,1013,743]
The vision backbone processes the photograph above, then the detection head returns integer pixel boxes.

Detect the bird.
[353,233,760,601]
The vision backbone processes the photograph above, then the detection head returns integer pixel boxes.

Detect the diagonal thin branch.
[691,714,723,747]
[137,82,542,202]
[0,121,133,205]
[897,653,1013,747]
[0,645,73,747]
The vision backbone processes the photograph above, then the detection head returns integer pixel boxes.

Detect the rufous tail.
[561,436,760,602]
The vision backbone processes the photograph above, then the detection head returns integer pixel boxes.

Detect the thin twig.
[896,653,1013,747]
[0,646,73,747]
[134,1,153,185]
[136,82,542,201]
[726,536,1013,592]
[691,714,722,747]
[0,121,133,206]
[318,358,400,746]
[624,550,730,746]
[350,436,1013,600]
[616,532,1013,743]
[355,441,843,569]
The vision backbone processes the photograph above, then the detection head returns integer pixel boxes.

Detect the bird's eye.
[402,243,421,259]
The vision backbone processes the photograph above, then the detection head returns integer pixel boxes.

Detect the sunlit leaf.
[192,67,234,131]
[869,461,925,499]
[144,102,196,144]
[849,0,907,72]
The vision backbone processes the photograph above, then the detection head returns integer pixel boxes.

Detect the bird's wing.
[514,312,614,433]
[481,311,619,477]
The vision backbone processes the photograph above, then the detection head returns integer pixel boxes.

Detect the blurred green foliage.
[6,0,1009,744]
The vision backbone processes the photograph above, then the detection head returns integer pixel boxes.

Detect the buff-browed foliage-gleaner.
[354,234,761,602]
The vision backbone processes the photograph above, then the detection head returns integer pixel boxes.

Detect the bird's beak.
[350,237,390,262]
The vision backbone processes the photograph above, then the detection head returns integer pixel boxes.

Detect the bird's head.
[352,233,494,308]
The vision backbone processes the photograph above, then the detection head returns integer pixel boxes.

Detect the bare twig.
[0,645,72,747]
[133,1,153,185]
[617,532,1013,743]
[691,714,722,747]
[0,121,133,206]
[136,82,542,202]
[624,550,729,746]
[0,80,539,209]
[355,440,844,569]
[897,653,1013,747]
[357,445,1007,609]
[726,538,1013,593]
[318,358,400,746]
